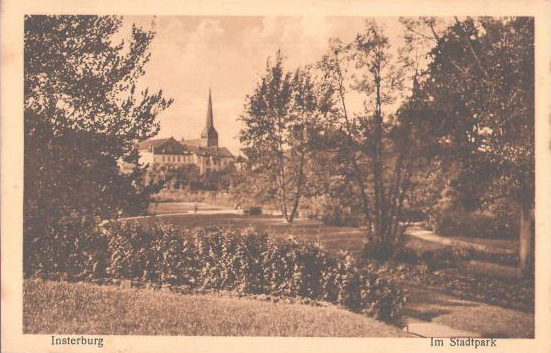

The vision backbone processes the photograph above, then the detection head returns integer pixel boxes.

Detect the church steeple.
[200,87,218,148]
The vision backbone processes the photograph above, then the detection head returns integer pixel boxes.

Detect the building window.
[162,156,165,162]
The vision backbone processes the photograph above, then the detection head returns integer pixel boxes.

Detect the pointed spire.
[201,87,219,148]
[206,86,214,130]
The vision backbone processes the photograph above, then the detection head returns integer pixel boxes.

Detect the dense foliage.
[26,222,405,322]
[236,17,534,272]
[24,16,173,275]
[402,17,534,271]
[428,210,519,239]
[314,23,435,261]
[239,51,330,222]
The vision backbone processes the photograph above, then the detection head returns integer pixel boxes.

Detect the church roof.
[213,147,234,158]
[183,144,234,158]
[138,137,187,154]
[137,89,233,159]
[181,139,202,148]
[139,137,234,158]
[137,137,172,150]
[182,140,234,158]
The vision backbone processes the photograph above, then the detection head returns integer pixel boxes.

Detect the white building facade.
[136,89,234,175]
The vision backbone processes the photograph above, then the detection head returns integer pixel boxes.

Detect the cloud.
[181,19,225,62]
[126,16,406,155]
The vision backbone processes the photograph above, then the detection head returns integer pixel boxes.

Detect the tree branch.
[453,16,491,81]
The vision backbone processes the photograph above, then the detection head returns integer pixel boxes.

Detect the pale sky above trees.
[124,16,422,155]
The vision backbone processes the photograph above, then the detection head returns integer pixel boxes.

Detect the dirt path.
[401,225,531,337]
[405,225,516,255]
[402,283,534,338]
[149,201,242,215]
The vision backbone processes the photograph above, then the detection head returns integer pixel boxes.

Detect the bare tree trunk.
[519,200,533,274]
[518,111,534,275]
[372,69,387,246]
[275,134,289,221]
[279,177,289,221]
[334,72,373,234]
[287,148,307,223]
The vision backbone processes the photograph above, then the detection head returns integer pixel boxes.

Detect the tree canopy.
[24,15,173,277]
[403,16,534,271]
[239,51,328,222]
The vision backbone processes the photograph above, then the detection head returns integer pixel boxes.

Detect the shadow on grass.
[403,286,478,322]
[402,308,452,322]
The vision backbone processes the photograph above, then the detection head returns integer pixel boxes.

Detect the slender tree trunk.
[372,70,386,245]
[335,74,373,234]
[274,127,289,221]
[287,148,307,223]
[519,199,533,274]
[388,152,405,239]
[278,155,289,221]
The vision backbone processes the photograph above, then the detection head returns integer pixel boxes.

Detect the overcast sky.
[124,16,414,155]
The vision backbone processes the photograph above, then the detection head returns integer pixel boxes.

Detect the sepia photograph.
[2,1,551,352]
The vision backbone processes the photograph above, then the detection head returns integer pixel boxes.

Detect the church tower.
[200,88,219,148]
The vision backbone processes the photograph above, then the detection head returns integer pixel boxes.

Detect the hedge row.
[25,220,405,321]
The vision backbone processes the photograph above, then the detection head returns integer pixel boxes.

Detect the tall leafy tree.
[318,22,427,260]
[24,15,173,277]
[240,51,327,222]
[403,17,535,272]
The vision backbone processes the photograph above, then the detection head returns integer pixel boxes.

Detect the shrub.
[419,247,472,270]
[430,210,517,239]
[401,209,427,223]
[243,206,262,215]
[301,195,364,227]
[393,247,419,264]
[25,219,405,321]
[320,204,363,227]
[362,224,407,262]
[24,213,109,281]
[102,222,405,321]
[393,246,472,270]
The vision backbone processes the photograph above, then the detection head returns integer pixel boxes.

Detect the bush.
[393,247,419,264]
[300,196,363,227]
[362,224,407,263]
[393,246,472,270]
[25,218,406,321]
[419,247,471,270]
[243,206,262,215]
[48,221,402,321]
[430,210,518,239]
[24,213,109,281]
[401,209,427,223]
[320,204,363,227]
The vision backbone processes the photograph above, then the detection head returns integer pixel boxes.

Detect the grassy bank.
[24,280,410,337]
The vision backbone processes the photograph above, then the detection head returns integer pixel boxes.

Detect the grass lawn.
[451,236,517,254]
[23,280,410,337]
